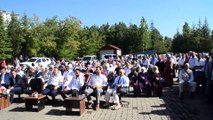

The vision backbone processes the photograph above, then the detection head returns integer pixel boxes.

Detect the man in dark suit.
[0,67,11,89]
[10,69,26,103]
[205,54,213,103]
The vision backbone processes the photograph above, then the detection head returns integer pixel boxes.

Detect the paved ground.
[1,82,213,120]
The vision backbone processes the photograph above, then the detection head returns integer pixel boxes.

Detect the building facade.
[1,10,19,26]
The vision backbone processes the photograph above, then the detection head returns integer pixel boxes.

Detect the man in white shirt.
[60,68,84,99]
[188,52,198,74]
[43,67,63,104]
[85,66,108,111]
[103,69,129,110]
[16,66,25,78]
[194,53,206,92]
[42,67,52,83]
[61,65,75,90]
[179,63,196,100]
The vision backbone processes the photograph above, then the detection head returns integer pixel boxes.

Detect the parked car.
[82,55,97,63]
[20,57,51,67]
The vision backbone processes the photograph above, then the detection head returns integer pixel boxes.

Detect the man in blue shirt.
[103,69,129,110]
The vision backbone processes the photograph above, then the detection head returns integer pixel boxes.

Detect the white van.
[82,55,97,63]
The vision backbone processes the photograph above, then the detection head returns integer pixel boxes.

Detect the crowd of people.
[0,51,213,111]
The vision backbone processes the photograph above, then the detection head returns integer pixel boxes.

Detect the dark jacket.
[205,61,213,80]
[0,72,11,86]
[10,74,26,89]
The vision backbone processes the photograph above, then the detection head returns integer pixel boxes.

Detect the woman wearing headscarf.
[135,67,152,97]
[148,66,163,97]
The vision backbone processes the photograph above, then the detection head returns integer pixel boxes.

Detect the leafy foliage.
[0,12,12,61]
[1,11,213,61]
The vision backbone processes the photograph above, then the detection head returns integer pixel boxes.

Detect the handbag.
[117,87,128,94]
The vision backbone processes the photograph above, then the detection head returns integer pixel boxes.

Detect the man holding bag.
[103,69,129,110]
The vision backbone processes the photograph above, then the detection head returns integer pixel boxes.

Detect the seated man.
[85,66,108,111]
[103,69,130,110]
[0,67,11,89]
[179,63,197,99]
[43,67,63,104]
[10,69,26,103]
[60,68,84,99]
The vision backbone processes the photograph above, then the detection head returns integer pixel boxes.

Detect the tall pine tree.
[7,11,22,58]
[0,11,12,61]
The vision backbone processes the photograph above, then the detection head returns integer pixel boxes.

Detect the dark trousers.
[195,71,206,93]
[60,89,79,99]
[10,87,23,103]
[137,82,152,97]
[206,80,213,102]
[43,85,58,101]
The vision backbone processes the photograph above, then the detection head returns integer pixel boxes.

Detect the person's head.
[53,67,59,76]
[119,69,125,76]
[166,54,171,61]
[75,68,81,76]
[86,62,91,68]
[184,63,190,70]
[65,65,70,71]
[49,65,54,71]
[35,66,40,72]
[95,66,102,75]
[141,67,147,73]
[1,67,6,74]
[45,66,48,71]
[157,55,162,61]
[11,69,17,77]
[152,66,159,73]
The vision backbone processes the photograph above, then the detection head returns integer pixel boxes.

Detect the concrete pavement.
[1,83,213,120]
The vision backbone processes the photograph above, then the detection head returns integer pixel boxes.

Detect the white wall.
[99,50,114,58]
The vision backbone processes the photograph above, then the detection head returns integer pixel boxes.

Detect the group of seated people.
[43,66,130,110]
[0,64,167,110]
[0,57,203,111]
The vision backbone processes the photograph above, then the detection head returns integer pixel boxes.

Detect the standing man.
[205,54,213,103]
[85,66,108,111]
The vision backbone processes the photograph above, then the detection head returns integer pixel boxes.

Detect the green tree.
[7,11,22,58]
[39,16,59,57]
[139,17,151,51]
[172,31,184,53]
[182,22,191,38]
[20,13,31,58]
[150,21,165,53]
[57,16,81,59]
[27,15,42,57]
[127,24,140,54]
[79,25,105,57]
[200,18,211,52]
[0,11,12,61]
